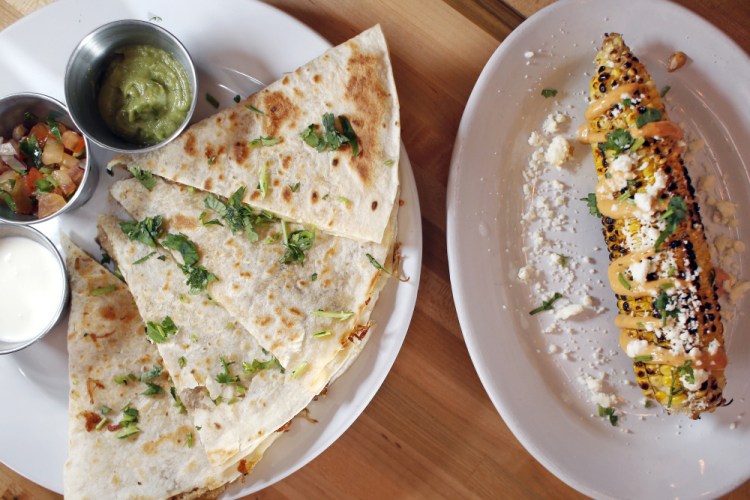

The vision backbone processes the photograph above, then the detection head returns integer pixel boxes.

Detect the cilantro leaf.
[366,253,391,274]
[541,88,558,98]
[636,108,663,128]
[654,196,687,250]
[599,128,634,155]
[163,233,200,267]
[19,135,42,168]
[119,216,163,247]
[242,355,285,375]
[146,316,178,343]
[581,193,602,217]
[301,113,359,157]
[529,293,564,315]
[280,222,315,265]
[216,356,240,384]
[127,165,157,191]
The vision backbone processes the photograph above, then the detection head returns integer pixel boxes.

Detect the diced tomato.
[23,167,42,193]
[28,123,50,147]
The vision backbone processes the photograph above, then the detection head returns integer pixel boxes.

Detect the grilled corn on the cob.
[580,34,727,419]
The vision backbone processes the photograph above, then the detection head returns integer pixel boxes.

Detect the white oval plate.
[447,0,749,498]
[0,0,422,496]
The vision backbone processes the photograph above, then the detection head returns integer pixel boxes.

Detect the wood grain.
[1,1,748,499]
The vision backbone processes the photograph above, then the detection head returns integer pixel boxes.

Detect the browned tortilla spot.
[228,111,238,125]
[311,191,319,203]
[371,200,378,211]
[257,316,272,327]
[282,186,292,203]
[345,47,390,185]
[233,141,249,164]
[262,91,301,137]
[332,158,339,167]
[282,75,290,85]
[99,305,116,320]
[183,132,197,157]
[289,307,302,317]
[172,213,198,231]
[313,74,321,83]
[250,190,260,201]
[272,178,281,187]
[282,155,292,169]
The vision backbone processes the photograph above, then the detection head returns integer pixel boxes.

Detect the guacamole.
[98,45,191,145]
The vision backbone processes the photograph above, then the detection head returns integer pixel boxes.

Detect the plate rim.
[0,0,422,495]
[446,0,750,497]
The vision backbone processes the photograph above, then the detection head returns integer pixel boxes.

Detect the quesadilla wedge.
[62,237,277,498]
[108,25,400,244]
[97,215,372,467]
[109,177,396,377]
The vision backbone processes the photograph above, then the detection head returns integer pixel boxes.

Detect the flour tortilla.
[97,215,371,468]
[62,237,277,499]
[109,25,400,244]
[110,176,395,376]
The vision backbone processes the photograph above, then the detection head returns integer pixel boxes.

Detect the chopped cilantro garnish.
[280,221,315,265]
[127,165,156,191]
[654,196,687,250]
[635,108,663,128]
[187,432,193,448]
[242,355,285,375]
[258,163,269,199]
[119,215,163,247]
[206,93,220,108]
[178,356,187,368]
[366,253,391,274]
[644,400,653,408]
[170,386,186,413]
[145,316,178,343]
[634,355,653,362]
[311,309,353,320]
[528,292,564,316]
[216,356,240,384]
[660,86,671,97]
[199,210,223,227]
[541,89,558,98]
[114,373,137,384]
[654,289,678,326]
[133,251,157,265]
[384,159,395,167]
[115,426,140,439]
[246,104,264,115]
[617,272,631,290]
[163,233,200,267]
[290,182,300,193]
[204,187,277,241]
[91,284,118,296]
[181,263,218,294]
[142,382,163,396]
[599,128,634,155]
[311,272,318,281]
[313,330,332,338]
[622,98,632,108]
[101,406,111,415]
[250,136,280,148]
[581,193,602,217]
[597,405,618,426]
[139,365,162,382]
[301,113,359,157]
[291,362,308,379]
[233,94,241,103]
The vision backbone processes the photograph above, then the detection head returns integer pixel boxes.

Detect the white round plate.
[447,0,749,498]
[0,0,422,495]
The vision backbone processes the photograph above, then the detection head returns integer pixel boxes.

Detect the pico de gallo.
[0,112,87,218]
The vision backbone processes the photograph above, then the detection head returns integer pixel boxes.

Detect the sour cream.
[0,236,65,343]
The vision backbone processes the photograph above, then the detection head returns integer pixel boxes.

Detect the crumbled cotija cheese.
[555,303,584,320]
[545,135,572,167]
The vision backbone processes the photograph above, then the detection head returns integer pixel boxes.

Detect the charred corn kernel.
[582,33,728,419]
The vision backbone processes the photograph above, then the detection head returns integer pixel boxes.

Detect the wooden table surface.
[1,0,749,498]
